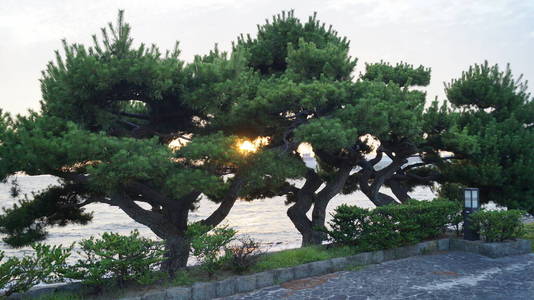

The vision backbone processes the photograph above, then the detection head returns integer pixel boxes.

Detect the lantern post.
[463,188,480,241]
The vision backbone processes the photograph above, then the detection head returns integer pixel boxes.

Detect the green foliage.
[286,38,356,81]
[66,230,165,288]
[327,200,460,249]
[470,209,526,242]
[439,62,534,215]
[187,224,236,278]
[170,270,195,286]
[363,61,431,87]
[438,183,465,203]
[237,10,349,75]
[445,61,529,114]
[295,118,357,151]
[0,244,72,297]
[40,11,190,133]
[0,186,93,247]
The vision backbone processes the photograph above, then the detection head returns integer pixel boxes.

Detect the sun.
[237,137,269,154]
[239,140,257,153]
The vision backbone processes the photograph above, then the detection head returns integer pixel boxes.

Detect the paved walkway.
[219,252,534,300]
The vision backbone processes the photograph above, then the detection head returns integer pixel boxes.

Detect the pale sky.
[1,0,533,115]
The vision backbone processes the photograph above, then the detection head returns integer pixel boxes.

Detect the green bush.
[226,236,262,274]
[65,230,165,288]
[470,209,526,242]
[327,199,460,250]
[187,224,236,278]
[0,244,71,297]
[376,199,461,242]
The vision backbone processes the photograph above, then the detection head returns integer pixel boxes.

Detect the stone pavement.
[218,251,534,300]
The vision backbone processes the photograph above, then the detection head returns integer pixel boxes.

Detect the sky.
[1,0,533,115]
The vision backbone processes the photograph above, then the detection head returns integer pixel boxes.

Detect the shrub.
[327,199,460,250]
[328,205,402,250]
[170,270,194,286]
[0,244,71,297]
[226,236,262,274]
[446,203,464,237]
[327,205,369,246]
[187,224,236,278]
[65,230,165,288]
[376,199,461,241]
[470,209,526,242]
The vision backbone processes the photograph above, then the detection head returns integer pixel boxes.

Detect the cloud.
[0,0,533,115]
[0,0,254,45]
[322,0,532,28]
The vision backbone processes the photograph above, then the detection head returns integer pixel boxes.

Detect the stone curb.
[450,238,532,258]
[10,238,531,300]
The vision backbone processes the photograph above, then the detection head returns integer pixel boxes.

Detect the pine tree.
[232,11,431,245]
[0,11,305,274]
[437,62,534,213]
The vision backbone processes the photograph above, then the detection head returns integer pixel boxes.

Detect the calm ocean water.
[0,172,435,261]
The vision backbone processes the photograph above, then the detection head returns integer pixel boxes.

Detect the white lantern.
[464,188,480,209]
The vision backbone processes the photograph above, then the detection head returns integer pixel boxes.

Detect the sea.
[0,157,436,261]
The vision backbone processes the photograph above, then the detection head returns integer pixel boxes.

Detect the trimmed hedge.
[327,199,461,250]
[470,209,525,242]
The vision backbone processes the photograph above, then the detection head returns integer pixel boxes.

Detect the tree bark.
[387,178,411,203]
[160,234,190,275]
[287,170,323,246]
[358,154,407,207]
[309,164,353,244]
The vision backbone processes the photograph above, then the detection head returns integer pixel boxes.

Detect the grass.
[169,270,196,286]
[524,223,534,252]
[251,245,361,272]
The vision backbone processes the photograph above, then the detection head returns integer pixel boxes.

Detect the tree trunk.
[161,235,190,275]
[287,170,323,247]
[300,229,326,246]
[387,179,411,203]
[359,155,407,207]
[309,164,353,245]
[287,192,318,247]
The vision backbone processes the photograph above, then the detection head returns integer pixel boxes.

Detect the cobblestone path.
[219,251,534,300]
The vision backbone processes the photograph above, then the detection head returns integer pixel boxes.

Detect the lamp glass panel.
[464,190,471,202]
[465,199,471,208]
[472,190,479,202]
[473,198,479,208]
